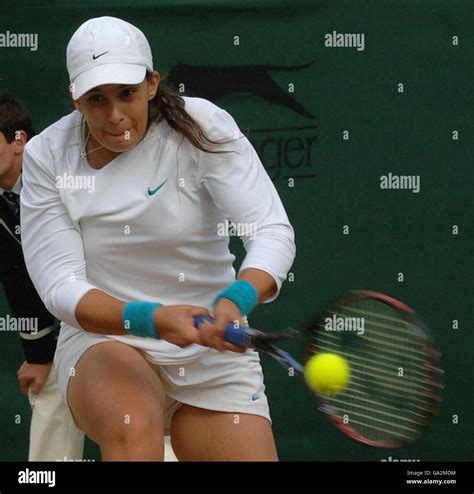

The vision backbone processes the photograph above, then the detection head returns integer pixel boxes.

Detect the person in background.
[0,90,84,461]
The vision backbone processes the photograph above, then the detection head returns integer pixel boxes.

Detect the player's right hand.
[153,305,212,348]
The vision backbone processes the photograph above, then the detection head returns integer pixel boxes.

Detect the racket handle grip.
[194,316,249,347]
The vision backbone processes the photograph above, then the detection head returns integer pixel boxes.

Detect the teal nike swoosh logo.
[148,179,168,196]
[251,394,260,401]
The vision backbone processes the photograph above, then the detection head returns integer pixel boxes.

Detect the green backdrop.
[0,0,472,461]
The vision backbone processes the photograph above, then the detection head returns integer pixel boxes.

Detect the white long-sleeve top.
[21,97,296,336]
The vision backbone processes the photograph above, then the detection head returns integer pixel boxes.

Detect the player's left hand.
[17,361,52,396]
[199,298,247,353]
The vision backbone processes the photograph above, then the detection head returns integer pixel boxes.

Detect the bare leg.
[67,341,166,461]
[171,404,278,461]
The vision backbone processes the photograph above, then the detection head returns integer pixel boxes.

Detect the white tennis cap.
[67,16,153,100]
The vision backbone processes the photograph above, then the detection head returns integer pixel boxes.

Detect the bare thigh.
[171,404,278,461]
[67,341,166,460]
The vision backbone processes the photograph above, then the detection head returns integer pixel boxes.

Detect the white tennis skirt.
[54,323,271,433]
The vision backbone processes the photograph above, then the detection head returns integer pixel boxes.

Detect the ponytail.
[147,72,233,154]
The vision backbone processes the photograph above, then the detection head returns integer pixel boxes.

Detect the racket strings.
[317,332,431,376]
[312,343,431,397]
[339,386,435,417]
[327,396,423,431]
[328,308,428,350]
[308,299,442,447]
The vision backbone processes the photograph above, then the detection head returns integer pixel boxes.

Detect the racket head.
[302,290,444,448]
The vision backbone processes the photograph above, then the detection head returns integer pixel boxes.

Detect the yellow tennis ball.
[304,353,350,396]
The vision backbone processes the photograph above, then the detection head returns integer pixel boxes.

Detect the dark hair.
[146,72,232,154]
[0,91,35,143]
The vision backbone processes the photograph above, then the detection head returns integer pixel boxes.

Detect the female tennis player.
[20,16,295,461]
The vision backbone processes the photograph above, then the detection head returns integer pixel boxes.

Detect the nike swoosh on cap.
[92,51,109,60]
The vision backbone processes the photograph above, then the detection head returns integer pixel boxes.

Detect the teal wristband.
[122,301,162,339]
[213,280,259,316]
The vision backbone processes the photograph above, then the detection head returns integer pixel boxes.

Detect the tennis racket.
[195,290,444,448]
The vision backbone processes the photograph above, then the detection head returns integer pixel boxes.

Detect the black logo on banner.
[166,60,316,119]
[166,60,318,181]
